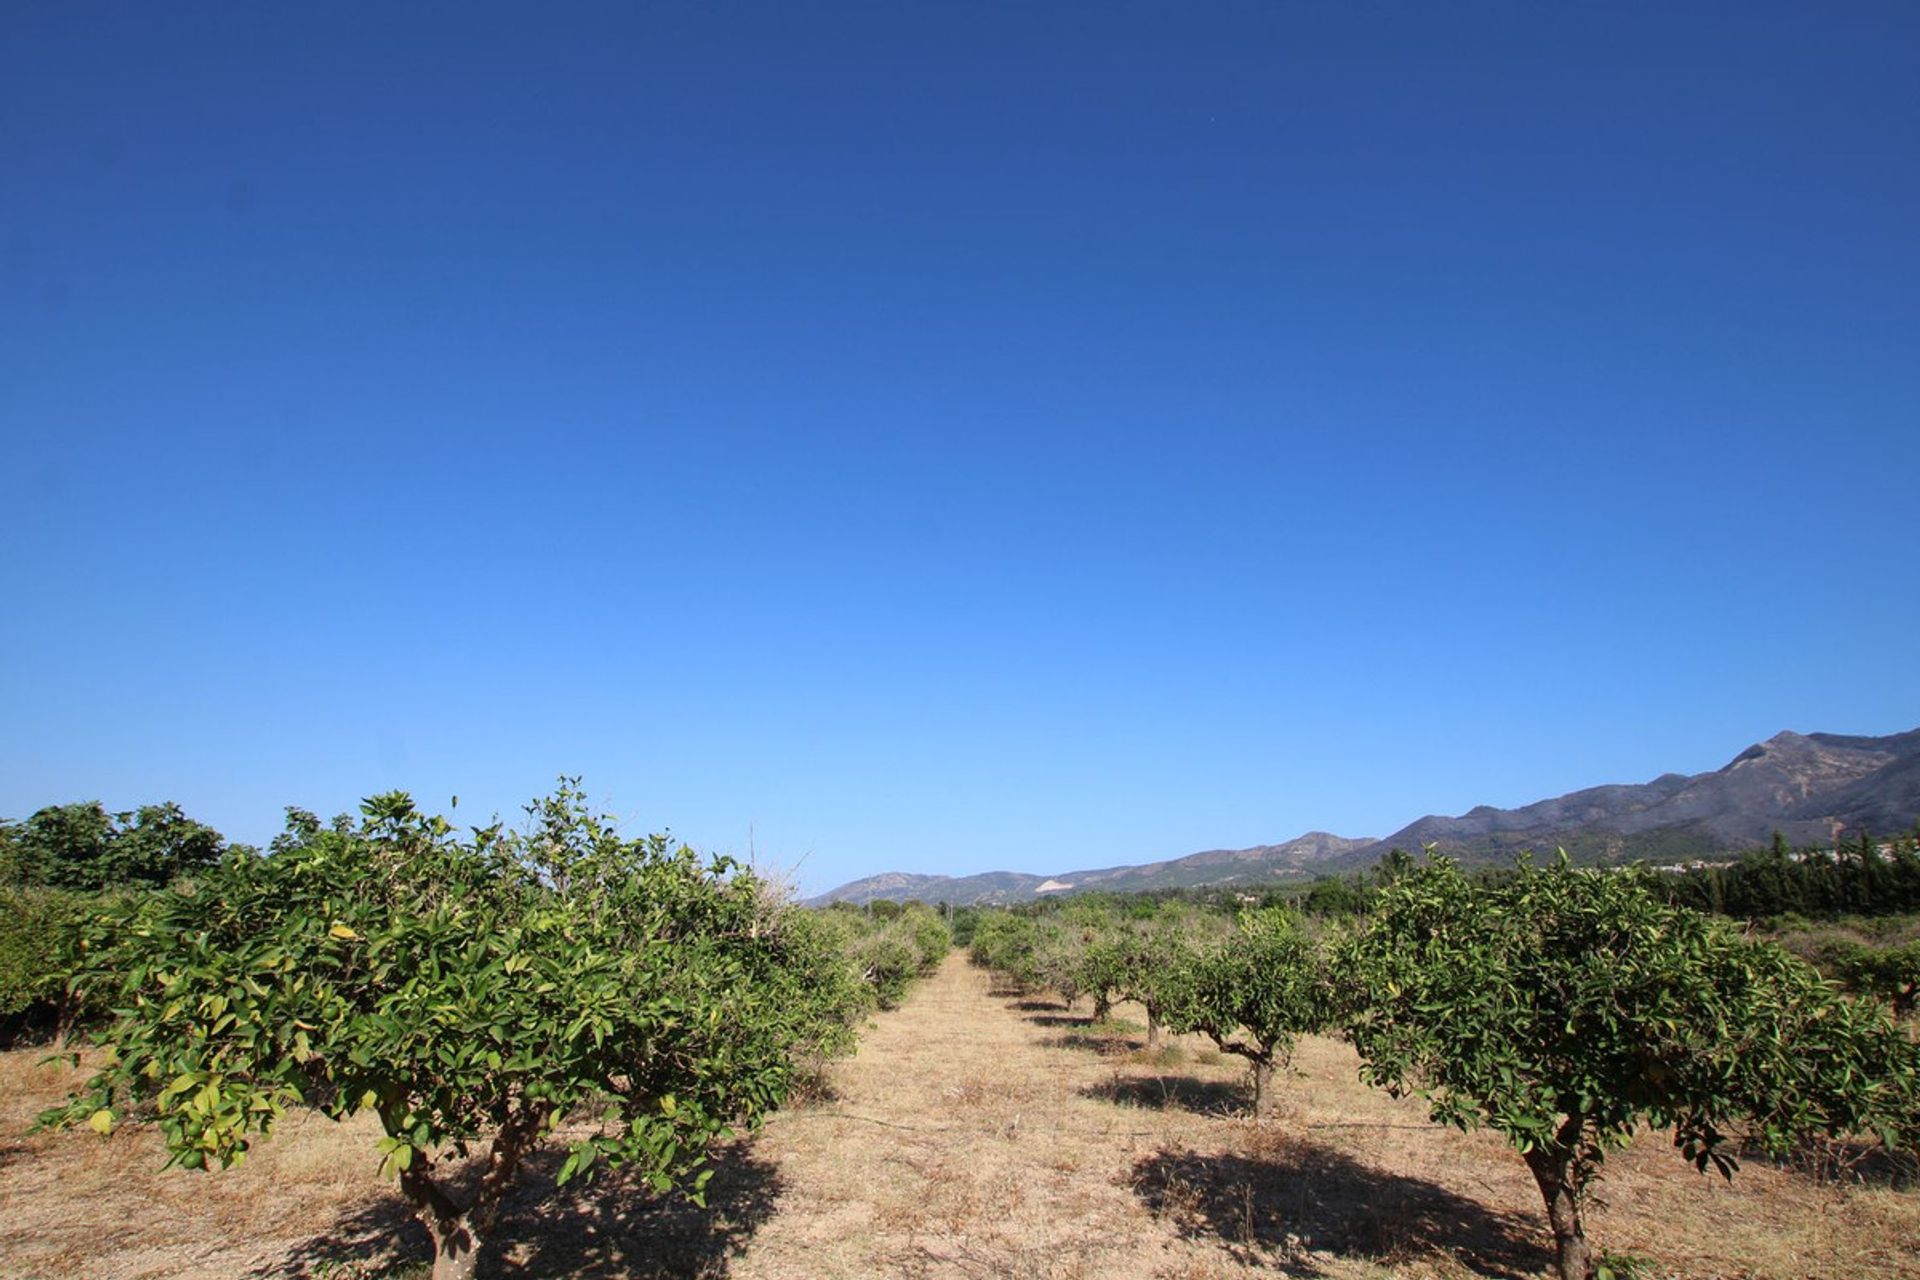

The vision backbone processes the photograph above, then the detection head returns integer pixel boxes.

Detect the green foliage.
[1663,826,1920,921]
[946,904,983,948]
[968,910,1039,980]
[903,904,952,972]
[1100,905,1211,1033]
[1017,916,1085,1005]
[0,884,87,1033]
[0,800,231,1042]
[754,905,869,1063]
[2,801,229,892]
[967,901,1228,1049]
[1593,1250,1654,1280]
[1826,938,1920,1017]
[45,782,851,1275]
[1344,852,1920,1279]
[828,902,949,1010]
[851,925,918,1009]
[1159,908,1338,1115]
[966,907,1090,1006]
[1296,873,1374,917]
[1075,930,1130,1021]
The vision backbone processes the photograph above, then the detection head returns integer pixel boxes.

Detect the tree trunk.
[54,996,79,1048]
[401,1166,486,1280]
[423,1211,482,1280]
[1092,994,1111,1022]
[1523,1147,1594,1280]
[1146,1006,1161,1047]
[395,1104,547,1280]
[1250,1057,1275,1119]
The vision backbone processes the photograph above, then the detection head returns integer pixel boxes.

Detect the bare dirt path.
[4,950,1917,1278]
[725,948,1234,1280]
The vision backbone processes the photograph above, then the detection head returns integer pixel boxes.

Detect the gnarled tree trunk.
[415,1203,481,1280]
[1522,1144,1594,1280]
[1145,1005,1161,1047]
[396,1104,549,1280]
[1206,1034,1279,1119]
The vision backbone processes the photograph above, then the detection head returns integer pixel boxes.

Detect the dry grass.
[4,956,1918,1278]
[0,1047,402,1278]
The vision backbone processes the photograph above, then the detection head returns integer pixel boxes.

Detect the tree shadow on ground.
[1008,998,1065,1013]
[1740,1135,1920,1190]
[1025,1013,1094,1029]
[1037,1033,1148,1061]
[1082,1073,1251,1118]
[251,1140,782,1280]
[1130,1139,1544,1279]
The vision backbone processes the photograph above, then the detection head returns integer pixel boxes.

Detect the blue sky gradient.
[5,3,1918,893]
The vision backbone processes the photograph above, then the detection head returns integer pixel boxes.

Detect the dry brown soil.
[4,952,1917,1278]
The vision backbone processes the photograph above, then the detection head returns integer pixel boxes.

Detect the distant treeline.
[1661,827,1920,920]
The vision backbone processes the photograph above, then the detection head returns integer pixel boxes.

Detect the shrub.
[1158,908,1338,1117]
[1828,939,1920,1017]
[1343,853,1920,1280]
[0,885,87,1041]
[3,802,228,891]
[45,782,852,1280]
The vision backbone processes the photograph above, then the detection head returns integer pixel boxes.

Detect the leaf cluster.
[0,884,87,1024]
[1825,938,1920,1018]
[1,802,229,892]
[46,782,847,1201]
[1343,854,1920,1177]
[819,902,950,1010]
[1158,908,1338,1063]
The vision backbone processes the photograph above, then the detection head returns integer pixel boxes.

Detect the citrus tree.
[1343,854,1920,1280]
[1828,938,1920,1018]
[967,909,1037,983]
[1159,907,1338,1118]
[830,901,951,1009]
[1075,928,1130,1023]
[1115,904,1221,1047]
[0,884,86,1039]
[4,800,228,891]
[46,782,859,1280]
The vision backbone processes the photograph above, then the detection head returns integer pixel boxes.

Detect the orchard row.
[962,858,1920,1280]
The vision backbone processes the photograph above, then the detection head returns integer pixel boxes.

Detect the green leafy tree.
[1024,915,1088,1009]
[6,801,227,891]
[1343,853,1920,1280]
[46,783,849,1280]
[1076,931,1130,1023]
[967,909,1037,983]
[1110,905,1215,1047]
[851,921,920,1009]
[828,901,950,1010]
[0,885,87,1039]
[903,903,953,972]
[1829,939,1920,1018]
[1159,908,1338,1118]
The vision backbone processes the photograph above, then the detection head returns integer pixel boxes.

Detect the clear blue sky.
[5,3,1917,895]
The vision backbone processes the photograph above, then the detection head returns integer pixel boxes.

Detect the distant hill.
[1336,728,1920,870]
[809,832,1373,906]
[809,726,1920,906]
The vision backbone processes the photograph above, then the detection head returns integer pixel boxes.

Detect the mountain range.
[809,727,1920,906]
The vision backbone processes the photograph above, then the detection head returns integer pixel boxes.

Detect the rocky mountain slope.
[810,727,1920,905]
[1333,728,1920,869]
